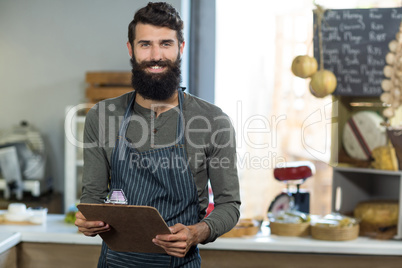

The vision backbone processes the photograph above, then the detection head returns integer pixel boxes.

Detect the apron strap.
[117,92,136,138]
[176,89,186,145]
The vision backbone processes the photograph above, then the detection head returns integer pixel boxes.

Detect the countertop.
[0,214,102,246]
[0,232,20,255]
[0,214,401,256]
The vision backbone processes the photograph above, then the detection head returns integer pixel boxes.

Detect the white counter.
[0,232,20,255]
[0,214,101,246]
[0,214,401,256]
[201,233,402,256]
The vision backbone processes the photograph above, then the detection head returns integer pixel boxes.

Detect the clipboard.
[77,203,171,253]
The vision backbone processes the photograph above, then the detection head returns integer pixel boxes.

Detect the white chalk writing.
[344,32,363,44]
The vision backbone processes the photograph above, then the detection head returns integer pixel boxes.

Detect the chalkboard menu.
[313,8,402,97]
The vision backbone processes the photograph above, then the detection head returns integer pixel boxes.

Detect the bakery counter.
[0,232,20,268]
[200,225,402,267]
[1,215,400,255]
[201,232,402,256]
[0,215,102,245]
[0,232,20,254]
[0,214,401,268]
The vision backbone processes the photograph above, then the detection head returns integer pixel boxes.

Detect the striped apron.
[97,90,201,267]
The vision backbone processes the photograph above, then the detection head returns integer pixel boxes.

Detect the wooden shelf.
[332,167,402,239]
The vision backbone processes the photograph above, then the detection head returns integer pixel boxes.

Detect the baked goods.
[354,200,399,239]
[268,210,310,224]
[313,214,357,228]
[371,145,399,171]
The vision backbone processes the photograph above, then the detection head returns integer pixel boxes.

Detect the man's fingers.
[75,211,85,219]
[152,238,190,256]
[77,224,110,236]
[169,223,185,234]
[75,218,106,228]
[75,211,110,238]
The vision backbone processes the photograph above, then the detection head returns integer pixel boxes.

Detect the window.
[215,0,400,219]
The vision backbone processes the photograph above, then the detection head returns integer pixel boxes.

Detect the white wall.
[0,0,183,193]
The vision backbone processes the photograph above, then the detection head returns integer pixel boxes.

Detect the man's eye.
[162,43,172,47]
[141,43,150,47]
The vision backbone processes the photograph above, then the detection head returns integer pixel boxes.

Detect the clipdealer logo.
[64,99,337,169]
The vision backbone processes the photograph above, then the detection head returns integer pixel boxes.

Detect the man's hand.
[75,211,111,237]
[152,222,210,258]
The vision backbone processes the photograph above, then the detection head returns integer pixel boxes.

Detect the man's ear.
[179,41,185,56]
[127,41,133,58]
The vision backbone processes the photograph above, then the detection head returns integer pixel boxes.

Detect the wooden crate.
[330,96,386,168]
[85,71,132,104]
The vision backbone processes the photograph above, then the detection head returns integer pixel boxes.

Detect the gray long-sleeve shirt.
[80,91,240,243]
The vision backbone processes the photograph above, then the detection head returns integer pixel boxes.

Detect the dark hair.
[128,2,184,47]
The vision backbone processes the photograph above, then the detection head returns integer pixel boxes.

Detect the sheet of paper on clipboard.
[77,203,171,253]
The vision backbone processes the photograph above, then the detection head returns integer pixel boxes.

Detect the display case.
[332,166,402,239]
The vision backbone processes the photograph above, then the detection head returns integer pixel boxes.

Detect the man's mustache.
[135,59,175,69]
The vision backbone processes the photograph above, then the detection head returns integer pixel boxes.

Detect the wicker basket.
[220,219,260,238]
[311,224,359,241]
[270,221,310,237]
[220,226,260,238]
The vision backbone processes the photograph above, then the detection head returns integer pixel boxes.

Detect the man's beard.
[130,54,182,101]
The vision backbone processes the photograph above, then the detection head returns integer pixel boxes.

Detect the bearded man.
[75,2,240,267]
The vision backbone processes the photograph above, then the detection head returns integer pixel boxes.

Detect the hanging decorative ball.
[380,92,392,104]
[309,69,337,98]
[381,22,402,119]
[291,55,318,78]
[383,107,395,118]
[383,65,394,78]
[389,40,398,52]
[381,79,393,91]
[386,52,396,65]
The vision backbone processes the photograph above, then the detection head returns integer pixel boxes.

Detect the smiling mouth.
[147,65,166,73]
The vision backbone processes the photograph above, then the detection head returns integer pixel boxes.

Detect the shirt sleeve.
[200,113,241,243]
[80,106,110,204]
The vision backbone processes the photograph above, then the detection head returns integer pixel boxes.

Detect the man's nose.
[150,46,162,61]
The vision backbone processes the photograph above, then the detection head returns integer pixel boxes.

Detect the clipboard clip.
[104,189,128,204]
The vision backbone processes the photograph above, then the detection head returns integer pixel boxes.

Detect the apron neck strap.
[176,89,185,145]
[117,92,136,138]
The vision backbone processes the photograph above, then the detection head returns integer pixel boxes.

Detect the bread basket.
[270,221,310,237]
[311,223,359,241]
[220,219,260,238]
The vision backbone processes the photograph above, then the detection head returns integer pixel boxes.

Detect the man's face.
[127,23,184,100]
[129,23,184,72]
